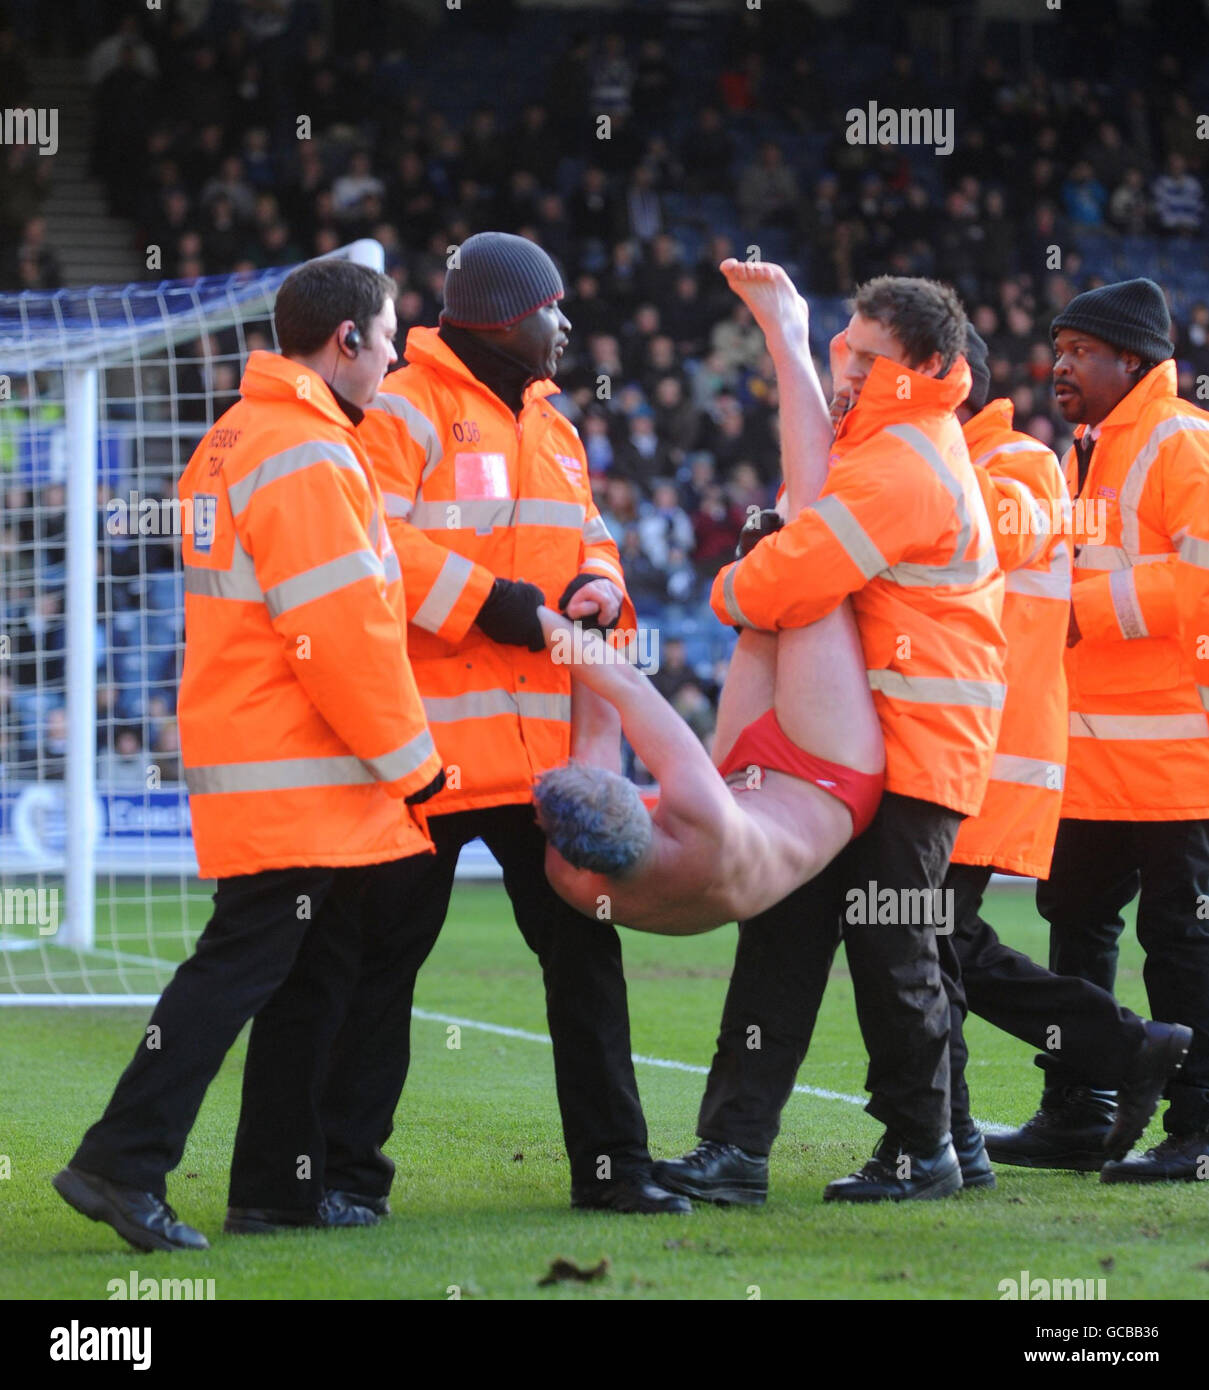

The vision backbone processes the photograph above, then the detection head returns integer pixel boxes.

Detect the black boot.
[652,1141,769,1206]
[983,1085,1116,1171]
[953,1128,996,1190]
[823,1132,962,1203]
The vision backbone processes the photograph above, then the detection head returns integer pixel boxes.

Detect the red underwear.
[714,707,884,838]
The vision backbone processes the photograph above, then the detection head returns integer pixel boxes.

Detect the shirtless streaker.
[534,260,884,935]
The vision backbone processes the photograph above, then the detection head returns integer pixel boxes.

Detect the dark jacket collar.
[438,321,535,415]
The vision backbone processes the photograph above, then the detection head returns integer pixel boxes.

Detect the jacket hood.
[403,325,559,404]
[962,397,1016,456]
[836,352,972,449]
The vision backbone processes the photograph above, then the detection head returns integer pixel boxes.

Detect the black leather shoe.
[571,1174,691,1214]
[224,1190,378,1234]
[1106,1022,1193,1162]
[1101,1130,1209,1183]
[652,1140,768,1206]
[823,1134,963,1203]
[326,1189,390,1217]
[52,1165,209,1252]
[983,1086,1116,1171]
[953,1128,996,1190]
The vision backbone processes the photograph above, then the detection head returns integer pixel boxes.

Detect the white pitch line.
[0,990,1000,1128]
[415,1007,869,1109]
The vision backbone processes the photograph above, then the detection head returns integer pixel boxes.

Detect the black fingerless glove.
[557,573,619,633]
[405,765,446,806]
[475,577,546,651]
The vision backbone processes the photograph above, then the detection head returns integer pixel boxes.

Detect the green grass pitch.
[1,882,1206,1301]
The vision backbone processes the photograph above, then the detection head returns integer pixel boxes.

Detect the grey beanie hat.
[441,232,564,329]
[964,325,991,413]
[1050,278,1174,363]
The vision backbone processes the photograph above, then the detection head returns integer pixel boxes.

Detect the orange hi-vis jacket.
[712,353,1006,818]
[951,399,1071,877]
[360,326,636,814]
[178,350,443,879]
[1060,360,1209,820]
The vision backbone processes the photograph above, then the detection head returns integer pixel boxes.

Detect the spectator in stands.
[737,142,799,229]
[1109,167,1151,235]
[1152,153,1204,235]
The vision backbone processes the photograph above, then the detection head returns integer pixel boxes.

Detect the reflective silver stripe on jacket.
[412,550,478,633]
[814,494,887,580]
[1005,541,1071,599]
[882,423,996,587]
[227,440,363,517]
[580,557,624,586]
[991,475,1050,567]
[408,497,586,531]
[990,753,1064,789]
[867,669,1007,709]
[1119,414,1209,557]
[1109,567,1147,640]
[383,491,414,521]
[582,514,612,545]
[421,689,572,723]
[1178,533,1209,570]
[722,565,755,628]
[1069,710,1209,740]
[972,439,1048,467]
[1074,546,1173,570]
[186,730,437,796]
[368,392,444,482]
[263,548,384,620]
[183,533,262,602]
[382,550,401,586]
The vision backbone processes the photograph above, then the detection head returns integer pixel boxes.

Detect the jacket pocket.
[1070,635,1182,696]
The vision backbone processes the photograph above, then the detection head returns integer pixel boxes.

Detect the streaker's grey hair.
[533,761,653,878]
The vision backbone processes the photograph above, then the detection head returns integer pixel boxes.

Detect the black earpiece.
[342,326,362,356]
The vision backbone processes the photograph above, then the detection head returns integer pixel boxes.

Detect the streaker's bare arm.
[539,607,729,816]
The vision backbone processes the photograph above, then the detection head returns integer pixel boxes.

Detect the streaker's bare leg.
[712,259,882,776]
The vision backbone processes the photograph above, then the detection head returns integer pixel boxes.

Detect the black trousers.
[697,792,961,1155]
[942,862,1148,1134]
[314,802,651,1196]
[1035,817,1209,1135]
[73,857,432,1208]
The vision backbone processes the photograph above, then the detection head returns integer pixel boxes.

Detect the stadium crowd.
[3,3,1209,769]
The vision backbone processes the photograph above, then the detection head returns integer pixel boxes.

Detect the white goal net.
[0,240,489,1004]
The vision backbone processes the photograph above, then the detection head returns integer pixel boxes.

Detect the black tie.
[1075,432,1095,492]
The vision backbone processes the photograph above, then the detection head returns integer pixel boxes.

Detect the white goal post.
[0,240,499,1004]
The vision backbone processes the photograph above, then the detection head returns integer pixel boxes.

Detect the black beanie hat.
[964,325,991,413]
[441,232,564,330]
[1050,278,1174,363]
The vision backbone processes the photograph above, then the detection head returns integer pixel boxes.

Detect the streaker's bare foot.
[719,257,810,354]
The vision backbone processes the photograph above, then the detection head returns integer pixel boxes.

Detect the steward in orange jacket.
[951,390,1071,878]
[179,348,441,878]
[986,279,1209,1181]
[352,233,674,1213]
[711,348,1005,819]
[685,276,1007,1198]
[61,260,449,1245]
[362,325,635,813]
